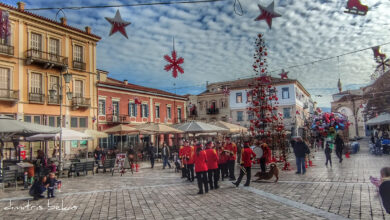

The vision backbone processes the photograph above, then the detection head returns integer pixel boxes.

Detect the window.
[49,38,60,62]
[30,73,42,94]
[247,112,254,121]
[30,33,42,53]
[141,104,149,118]
[210,101,217,109]
[33,115,41,124]
[282,88,290,99]
[129,103,137,117]
[178,108,182,121]
[24,115,31,123]
[48,116,61,127]
[237,111,243,121]
[74,80,83,97]
[71,117,88,128]
[24,115,41,124]
[167,106,171,119]
[98,100,106,115]
[220,99,226,108]
[236,92,242,103]
[49,75,59,103]
[0,67,10,97]
[283,108,291,118]
[155,106,160,118]
[74,45,83,62]
[112,101,119,116]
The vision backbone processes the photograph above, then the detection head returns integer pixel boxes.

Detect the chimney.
[85,26,91,34]
[124,79,128,85]
[60,17,67,25]
[17,2,25,11]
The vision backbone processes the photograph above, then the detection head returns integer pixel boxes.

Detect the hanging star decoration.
[134,97,142,105]
[105,10,131,39]
[254,1,281,29]
[164,50,184,78]
[223,86,230,96]
[279,69,289,79]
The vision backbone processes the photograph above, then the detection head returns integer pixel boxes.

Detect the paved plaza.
[0,139,389,220]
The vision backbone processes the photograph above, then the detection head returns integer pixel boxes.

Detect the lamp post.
[49,69,72,171]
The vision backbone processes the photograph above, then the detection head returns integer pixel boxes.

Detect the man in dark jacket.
[380,167,390,214]
[148,143,156,168]
[161,143,171,169]
[335,134,344,163]
[291,136,310,175]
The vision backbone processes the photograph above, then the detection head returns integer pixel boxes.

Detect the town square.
[0,0,389,219]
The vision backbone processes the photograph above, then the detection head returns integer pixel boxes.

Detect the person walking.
[148,143,156,168]
[291,136,310,174]
[161,143,171,169]
[224,136,237,181]
[325,143,332,167]
[335,134,344,163]
[179,143,186,178]
[205,141,219,190]
[260,142,271,173]
[379,167,390,214]
[232,140,256,187]
[194,144,208,194]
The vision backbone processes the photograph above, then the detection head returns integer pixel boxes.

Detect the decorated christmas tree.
[247,33,289,169]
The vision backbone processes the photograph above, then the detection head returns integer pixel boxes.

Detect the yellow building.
[0,2,100,158]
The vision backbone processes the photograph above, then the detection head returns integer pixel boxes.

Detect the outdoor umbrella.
[26,128,92,141]
[173,121,228,133]
[366,113,390,126]
[209,121,248,133]
[84,129,108,138]
[103,124,140,151]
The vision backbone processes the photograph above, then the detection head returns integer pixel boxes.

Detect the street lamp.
[49,69,72,171]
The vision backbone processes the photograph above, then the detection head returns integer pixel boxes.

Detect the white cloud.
[18,0,390,108]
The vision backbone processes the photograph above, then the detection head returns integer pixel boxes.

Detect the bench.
[97,159,115,175]
[84,161,95,175]
[68,163,86,177]
[1,169,17,191]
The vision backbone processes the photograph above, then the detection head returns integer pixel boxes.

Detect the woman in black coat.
[335,134,344,163]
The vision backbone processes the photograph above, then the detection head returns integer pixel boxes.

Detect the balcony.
[207,107,219,115]
[72,96,90,108]
[26,49,68,69]
[0,43,14,56]
[73,60,86,71]
[47,95,60,105]
[0,89,18,102]
[28,93,45,103]
[106,114,130,124]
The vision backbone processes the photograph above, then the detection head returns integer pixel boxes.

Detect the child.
[47,172,58,198]
[325,143,332,167]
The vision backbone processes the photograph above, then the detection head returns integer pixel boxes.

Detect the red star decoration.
[296,110,300,115]
[254,1,281,29]
[164,50,184,78]
[105,10,131,39]
[279,69,289,79]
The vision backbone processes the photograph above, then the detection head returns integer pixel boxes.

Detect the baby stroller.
[382,139,390,154]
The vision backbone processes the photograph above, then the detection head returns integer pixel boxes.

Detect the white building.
[228,77,314,136]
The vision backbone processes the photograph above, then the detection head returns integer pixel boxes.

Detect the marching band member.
[217,141,228,181]
[205,141,219,190]
[194,143,208,194]
[224,136,237,181]
[233,140,256,187]
[183,140,195,182]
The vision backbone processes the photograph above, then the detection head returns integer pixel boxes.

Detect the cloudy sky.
[6,0,390,107]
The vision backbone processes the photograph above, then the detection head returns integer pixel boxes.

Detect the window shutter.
[136,104,138,117]
[146,105,149,117]
[128,103,131,116]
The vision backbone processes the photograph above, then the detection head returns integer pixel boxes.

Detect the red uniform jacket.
[205,148,218,170]
[224,143,237,161]
[261,144,271,163]
[217,148,228,164]
[194,150,208,172]
[240,147,256,168]
[182,146,195,165]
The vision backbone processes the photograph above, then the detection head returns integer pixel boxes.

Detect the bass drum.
[251,146,263,159]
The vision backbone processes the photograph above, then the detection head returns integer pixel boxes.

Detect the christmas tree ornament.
[344,0,368,16]
[279,69,289,79]
[105,10,131,39]
[254,1,281,29]
[164,37,184,78]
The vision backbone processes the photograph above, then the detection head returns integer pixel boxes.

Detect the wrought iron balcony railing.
[72,96,90,108]
[26,49,68,68]
[73,60,86,71]
[0,89,18,101]
[28,92,45,103]
[0,43,14,56]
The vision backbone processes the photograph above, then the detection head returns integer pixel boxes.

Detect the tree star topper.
[164,50,184,78]
[105,10,131,39]
[255,1,281,29]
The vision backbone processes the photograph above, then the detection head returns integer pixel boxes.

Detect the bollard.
[24,172,28,189]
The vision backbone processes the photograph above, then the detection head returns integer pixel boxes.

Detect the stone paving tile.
[0,138,389,219]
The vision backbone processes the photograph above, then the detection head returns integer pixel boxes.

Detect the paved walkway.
[0,138,389,219]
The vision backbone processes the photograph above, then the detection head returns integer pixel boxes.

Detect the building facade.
[97,70,187,148]
[0,2,100,157]
[187,77,313,136]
